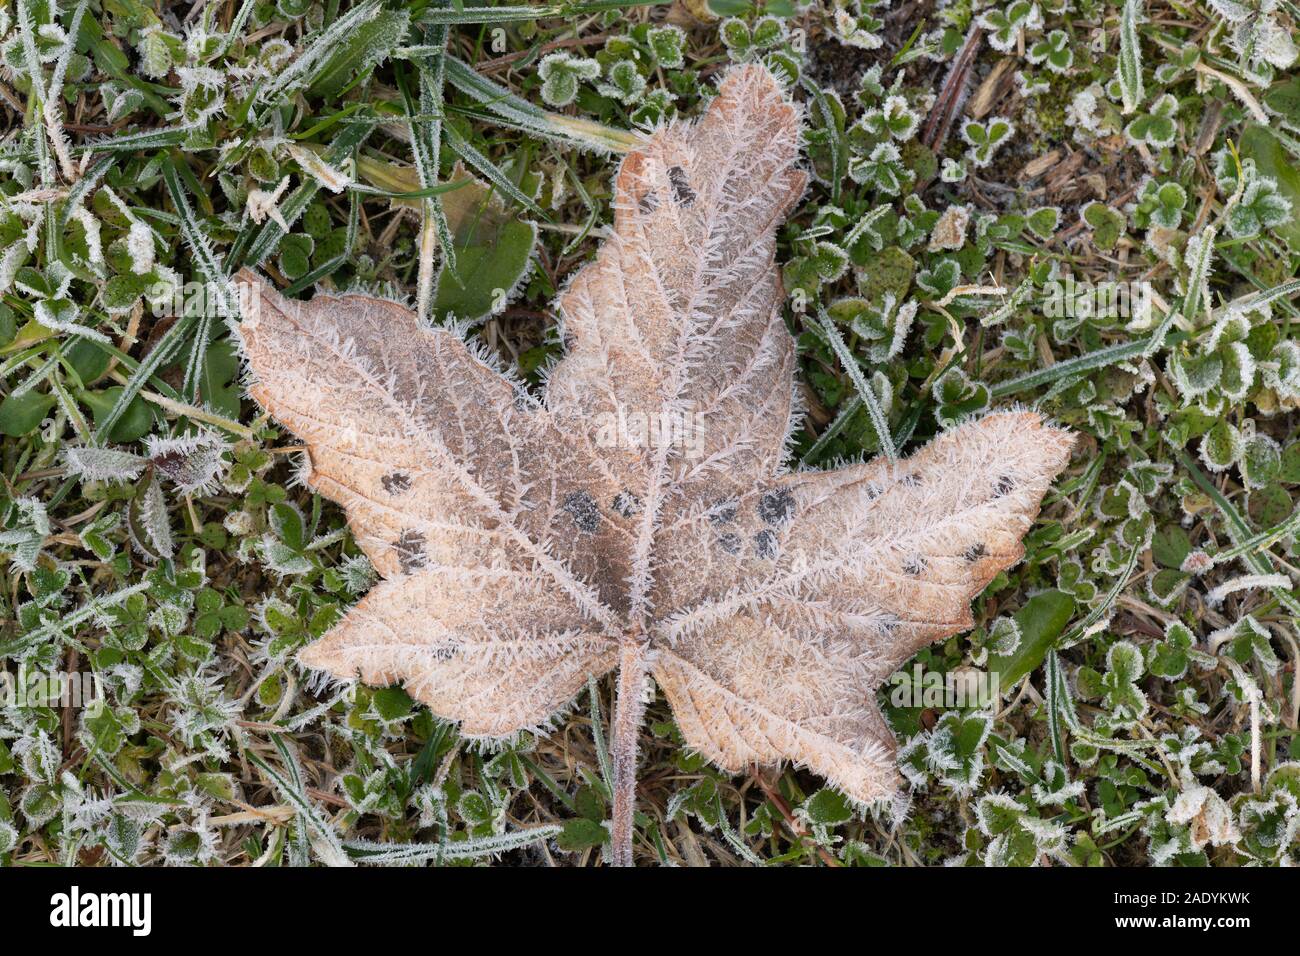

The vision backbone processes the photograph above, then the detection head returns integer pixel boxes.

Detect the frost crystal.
[146,430,229,496]
[62,445,148,484]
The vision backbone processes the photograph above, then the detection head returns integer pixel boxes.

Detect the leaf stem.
[610,641,648,867]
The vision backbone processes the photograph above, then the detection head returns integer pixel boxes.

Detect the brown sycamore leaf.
[236,64,1074,863]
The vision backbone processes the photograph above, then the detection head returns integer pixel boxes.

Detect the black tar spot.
[668,166,696,206]
[758,489,797,526]
[754,529,779,560]
[563,490,601,533]
[381,471,411,495]
[717,532,741,555]
[708,499,738,526]
[395,529,427,574]
[963,542,988,563]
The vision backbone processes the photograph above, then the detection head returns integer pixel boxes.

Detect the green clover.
[849,141,911,194]
[1028,29,1073,73]
[962,116,1015,167]
[978,0,1040,52]
[1135,178,1188,229]
[537,53,600,108]
[1124,93,1178,147]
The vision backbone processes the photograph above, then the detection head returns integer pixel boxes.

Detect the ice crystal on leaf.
[62,429,228,495]
[62,445,149,485]
[0,496,51,571]
[236,65,1073,864]
[538,53,601,108]
[145,430,229,496]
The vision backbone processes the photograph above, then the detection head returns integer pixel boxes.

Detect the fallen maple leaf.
[236,64,1074,865]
